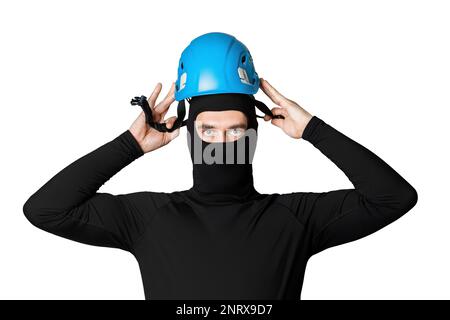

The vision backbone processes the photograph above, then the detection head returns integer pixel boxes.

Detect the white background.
[1,0,448,300]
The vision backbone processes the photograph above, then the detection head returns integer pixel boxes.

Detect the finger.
[262,78,287,100]
[147,82,163,108]
[167,127,180,142]
[136,110,146,122]
[263,107,286,122]
[164,116,177,130]
[154,82,175,113]
[260,78,288,106]
[270,107,286,129]
[271,107,288,118]
[163,116,180,143]
[271,118,284,129]
[154,82,176,115]
[130,110,146,128]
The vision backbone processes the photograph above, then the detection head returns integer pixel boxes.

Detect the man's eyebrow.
[198,124,217,129]
[197,123,247,130]
[227,123,247,129]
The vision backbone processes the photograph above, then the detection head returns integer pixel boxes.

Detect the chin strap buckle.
[130,95,187,133]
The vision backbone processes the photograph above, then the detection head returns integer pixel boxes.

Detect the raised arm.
[259,78,418,257]
[23,82,180,253]
[23,130,147,252]
[278,116,417,256]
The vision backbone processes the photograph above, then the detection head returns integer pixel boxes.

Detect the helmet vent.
[180,72,187,90]
[238,67,251,85]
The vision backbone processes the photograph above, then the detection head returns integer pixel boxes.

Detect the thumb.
[270,107,286,129]
[164,116,180,142]
[164,116,177,130]
[271,118,284,129]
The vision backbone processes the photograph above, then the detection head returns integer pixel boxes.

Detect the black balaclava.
[186,93,260,202]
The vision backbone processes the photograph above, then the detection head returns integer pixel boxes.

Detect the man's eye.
[227,129,244,137]
[204,129,216,136]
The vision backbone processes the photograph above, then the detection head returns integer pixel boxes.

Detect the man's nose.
[218,131,227,143]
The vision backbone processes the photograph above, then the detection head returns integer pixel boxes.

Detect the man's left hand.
[259,78,313,139]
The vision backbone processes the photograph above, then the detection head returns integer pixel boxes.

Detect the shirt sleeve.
[276,116,418,257]
[22,129,152,253]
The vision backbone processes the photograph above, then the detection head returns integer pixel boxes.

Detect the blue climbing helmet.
[174,32,259,100]
[130,32,282,132]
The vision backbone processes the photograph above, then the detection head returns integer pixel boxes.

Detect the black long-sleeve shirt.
[22,116,418,299]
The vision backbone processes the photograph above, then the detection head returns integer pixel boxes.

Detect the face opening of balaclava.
[186,93,260,201]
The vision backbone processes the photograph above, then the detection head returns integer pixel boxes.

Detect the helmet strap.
[253,98,285,119]
[130,95,187,132]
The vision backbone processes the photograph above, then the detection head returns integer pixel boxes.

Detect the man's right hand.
[129,82,180,153]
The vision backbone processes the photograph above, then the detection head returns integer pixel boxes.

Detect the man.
[23,33,417,300]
